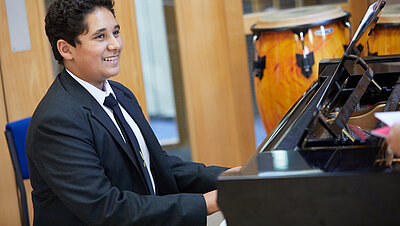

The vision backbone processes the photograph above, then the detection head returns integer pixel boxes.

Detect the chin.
[107,69,120,78]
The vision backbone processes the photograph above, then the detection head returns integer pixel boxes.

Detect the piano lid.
[321,0,386,99]
[257,0,387,153]
[345,0,386,56]
[317,0,386,137]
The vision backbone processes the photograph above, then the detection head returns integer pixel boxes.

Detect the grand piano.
[217,1,400,225]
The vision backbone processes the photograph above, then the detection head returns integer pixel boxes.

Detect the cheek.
[118,38,123,51]
[87,49,105,63]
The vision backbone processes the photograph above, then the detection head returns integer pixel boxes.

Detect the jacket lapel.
[59,70,140,171]
[111,81,180,195]
[113,87,161,194]
[113,88,158,148]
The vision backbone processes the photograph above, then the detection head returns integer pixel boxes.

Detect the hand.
[225,166,241,173]
[222,166,242,176]
[203,190,219,215]
[387,123,400,156]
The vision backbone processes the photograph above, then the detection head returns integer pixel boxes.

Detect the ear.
[56,39,74,61]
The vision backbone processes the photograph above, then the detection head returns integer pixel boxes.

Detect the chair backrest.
[5,116,31,226]
[5,117,31,179]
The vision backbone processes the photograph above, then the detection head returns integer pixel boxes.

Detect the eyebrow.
[93,25,120,36]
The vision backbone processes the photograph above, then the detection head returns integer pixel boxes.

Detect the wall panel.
[0,68,21,226]
[0,0,54,224]
[0,0,53,122]
[113,1,148,115]
[174,0,256,166]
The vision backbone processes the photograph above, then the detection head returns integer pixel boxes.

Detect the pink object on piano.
[371,125,391,138]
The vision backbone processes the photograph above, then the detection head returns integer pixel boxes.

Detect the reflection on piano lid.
[217,1,400,225]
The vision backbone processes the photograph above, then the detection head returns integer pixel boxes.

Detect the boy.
[26,0,235,225]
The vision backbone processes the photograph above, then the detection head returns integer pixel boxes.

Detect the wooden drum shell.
[254,19,349,134]
[368,4,400,56]
[369,26,400,55]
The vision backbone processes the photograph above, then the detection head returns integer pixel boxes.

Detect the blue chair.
[5,117,31,226]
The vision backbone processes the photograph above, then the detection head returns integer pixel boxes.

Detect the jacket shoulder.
[108,80,138,102]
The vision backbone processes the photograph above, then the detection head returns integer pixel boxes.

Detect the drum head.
[252,5,348,32]
[377,3,400,24]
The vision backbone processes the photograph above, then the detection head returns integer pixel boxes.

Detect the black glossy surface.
[218,54,400,226]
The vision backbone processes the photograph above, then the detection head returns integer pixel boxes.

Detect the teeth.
[104,56,117,61]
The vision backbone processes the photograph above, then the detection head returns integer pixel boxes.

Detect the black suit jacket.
[26,69,227,226]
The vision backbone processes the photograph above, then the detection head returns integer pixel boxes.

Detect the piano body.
[217,1,400,225]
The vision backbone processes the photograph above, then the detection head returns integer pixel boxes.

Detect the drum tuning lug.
[345,21,352,42]
[252,34,265,80]
[296,52,315,78]
[253,56,266,80]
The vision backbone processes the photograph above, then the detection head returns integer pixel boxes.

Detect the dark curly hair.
[45,0,115,65]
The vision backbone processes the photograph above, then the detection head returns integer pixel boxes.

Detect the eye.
[113,30,120,36]
[96,34,105,39]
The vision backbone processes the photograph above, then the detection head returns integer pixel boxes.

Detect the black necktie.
[104,94,155,195]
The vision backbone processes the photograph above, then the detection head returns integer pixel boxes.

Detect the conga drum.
[252,5,350,135]
[368,4,400,55]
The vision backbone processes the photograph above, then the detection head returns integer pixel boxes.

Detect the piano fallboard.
[218,168,400,226]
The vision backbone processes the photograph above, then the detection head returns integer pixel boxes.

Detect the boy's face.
[66,7,122,88]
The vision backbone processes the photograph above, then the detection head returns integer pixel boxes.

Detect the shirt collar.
[66,69,115,106]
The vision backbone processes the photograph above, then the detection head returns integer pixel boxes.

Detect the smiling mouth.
[104,56,118,61]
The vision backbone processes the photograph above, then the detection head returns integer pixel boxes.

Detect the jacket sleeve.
[167,154,228,193]
[27,107,208,226]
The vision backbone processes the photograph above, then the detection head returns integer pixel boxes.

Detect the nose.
[107,36,121,51]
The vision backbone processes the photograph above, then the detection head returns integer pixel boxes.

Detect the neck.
[64,67,105,90]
